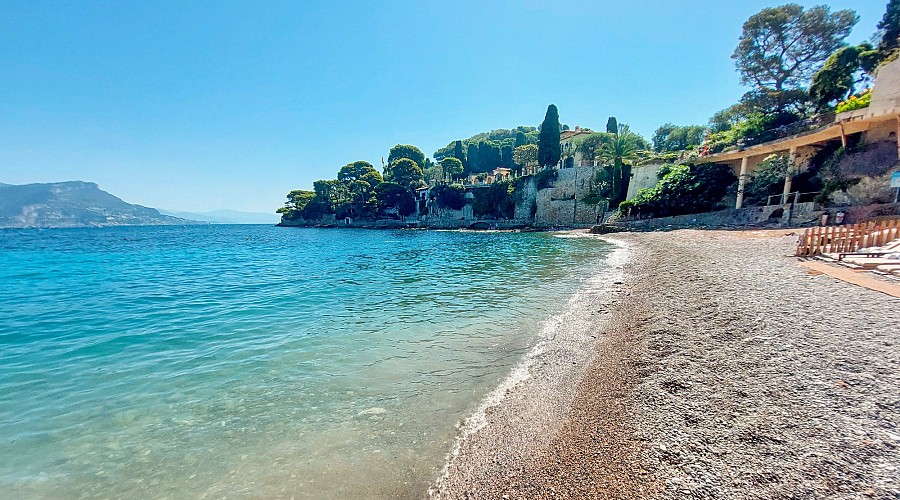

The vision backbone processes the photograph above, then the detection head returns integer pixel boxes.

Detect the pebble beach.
[431,229,900,499]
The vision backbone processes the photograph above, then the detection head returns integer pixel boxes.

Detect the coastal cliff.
[0,181,200,229]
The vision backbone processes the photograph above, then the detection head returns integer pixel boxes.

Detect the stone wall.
[626,164,660,200]
[836,202,900,224]
[533,166,602,226]
[869,58,900,117]
[619,202,822,231]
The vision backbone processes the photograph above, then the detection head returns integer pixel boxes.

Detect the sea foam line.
[428,235,631,496]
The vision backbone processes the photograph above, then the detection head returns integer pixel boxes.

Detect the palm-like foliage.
[597,125,641,204]
[598,125,640,166]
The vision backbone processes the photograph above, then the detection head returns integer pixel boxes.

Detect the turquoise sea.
[0,225,613,498]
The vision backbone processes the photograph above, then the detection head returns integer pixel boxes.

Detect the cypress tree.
[538,104,561,168]
[515,132,526,148]
[478,142,491,173]
[501,145,514,168]
[467,143,479,173]
[491,145,502,170]
[453,140,465,164]
[606,116,619,135]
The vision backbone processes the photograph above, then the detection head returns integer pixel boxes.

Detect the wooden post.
[736,156,749,209]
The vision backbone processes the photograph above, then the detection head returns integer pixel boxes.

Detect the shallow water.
[0,225,612,498]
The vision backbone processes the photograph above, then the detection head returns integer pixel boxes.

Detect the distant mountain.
[159,209,280,224]
[0,181,202,229]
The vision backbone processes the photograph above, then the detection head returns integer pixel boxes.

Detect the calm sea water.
[0,225,613,498]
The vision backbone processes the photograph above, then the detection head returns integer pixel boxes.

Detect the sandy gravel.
[430,229,900,499]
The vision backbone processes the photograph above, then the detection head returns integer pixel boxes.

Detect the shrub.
[431,184,467,210]
[617,200,634,216]
[472,181,517,218]
[836,89,872,113]
[626,163,737,218]
[743,154,790,206]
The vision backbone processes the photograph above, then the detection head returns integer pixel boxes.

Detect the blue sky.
[0,1,884,213]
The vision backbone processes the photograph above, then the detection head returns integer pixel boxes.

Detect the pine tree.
[878,0,900,57]
[538,105,561,168]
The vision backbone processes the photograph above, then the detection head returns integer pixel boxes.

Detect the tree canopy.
[374,182,417,217]
[337,160,382,185]
[430,184,467,210]
[652,124,706,152]
[387,144,425,169]
[606,117,618,134]
[432,126,538,162]
[513,144,539,169]
[538,104,561,167]
[810,43,874,110]
[384,158,424,191]
[878,0,900,57]
[733,4,858,93]
[440,157,464,180]
[598,124,642,205]
[576,133,611,165]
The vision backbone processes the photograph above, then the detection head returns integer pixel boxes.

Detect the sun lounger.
[874,264,900,277]
[842,256,900,269]
[837,239,900,261]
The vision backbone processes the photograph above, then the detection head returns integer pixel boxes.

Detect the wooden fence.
[796,218,900,256]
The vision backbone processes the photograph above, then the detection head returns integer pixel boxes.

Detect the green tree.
[374,182,416,217]
[478,142,491,172]
[652,124,707,152]
[606,117,618,134]
[276,189,316,219]
[312,179,348,211]
[337,160,382,185]
[422,162,445,184]
[878,0,900,57]
[453,141,465,164]
[384,158,424,190]
[515,131,526,147]
[500,145,514,169]
[387,144,425,169]
[576,133,610,166]
[431,184,467,210]
[598,125,641,206]
[440,157,464,181]
[742,154,791,205]
[810,44,874,110]
[466,143,479,173]
[513,144,539,172]
[538,104,561,167]
[490,144,502,170]
[733,4,858,92]
[709,105,746,133]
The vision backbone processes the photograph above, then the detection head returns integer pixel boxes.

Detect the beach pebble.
[357,407,387,417]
